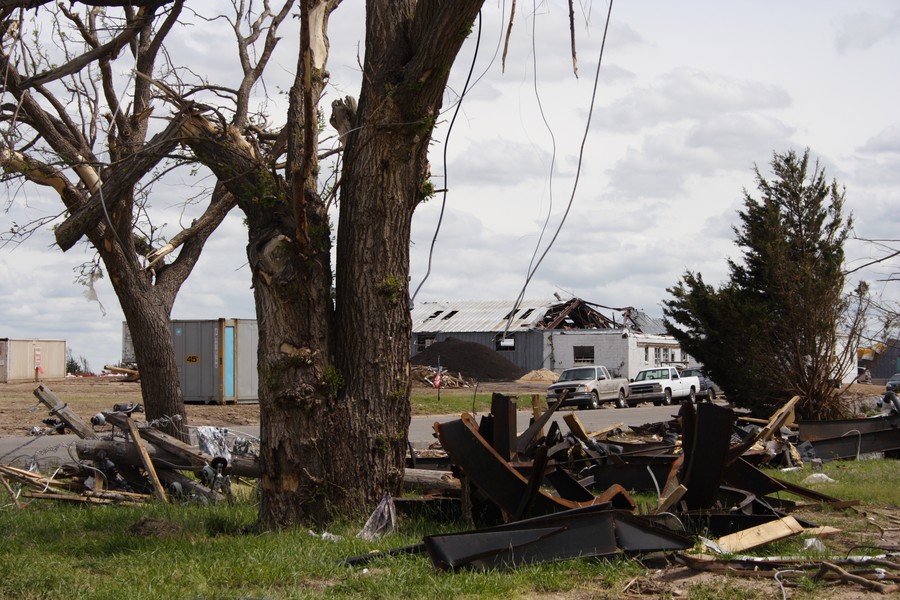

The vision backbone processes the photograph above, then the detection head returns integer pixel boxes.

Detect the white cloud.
[2,2,900,374]
[834,11,900,52]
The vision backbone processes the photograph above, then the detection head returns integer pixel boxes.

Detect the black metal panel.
[423,506,692,571]
[797,414,900,442]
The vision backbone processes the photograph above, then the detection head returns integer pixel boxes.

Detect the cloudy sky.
[2,1,899,373]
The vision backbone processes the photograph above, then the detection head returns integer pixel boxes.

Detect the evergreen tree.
[664,149,857,419]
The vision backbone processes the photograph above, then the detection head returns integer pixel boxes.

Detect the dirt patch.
[518,368,559,383]
[128,517,183,538]
[0,377,259,436]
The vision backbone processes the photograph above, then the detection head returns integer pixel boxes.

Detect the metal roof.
[410,299,555,333]
[411,297,669,335]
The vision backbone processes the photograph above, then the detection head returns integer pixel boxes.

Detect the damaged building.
[410,297,688,379]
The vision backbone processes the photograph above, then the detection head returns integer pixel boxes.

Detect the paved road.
[0,402,705,466]
[410,403,692,448]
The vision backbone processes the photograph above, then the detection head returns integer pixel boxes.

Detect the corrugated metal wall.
[172,320,220,403]
[867,340,900,381]
[0,338,66,382]
[234,319,259,401]
[122,319,259,403]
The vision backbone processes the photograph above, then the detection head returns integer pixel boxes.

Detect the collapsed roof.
[410,297,667,335]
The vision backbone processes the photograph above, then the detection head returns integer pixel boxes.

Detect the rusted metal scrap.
[796,413,900,461]
[435,411,634,520]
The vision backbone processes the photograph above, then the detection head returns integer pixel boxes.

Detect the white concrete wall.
[545,330,686,380]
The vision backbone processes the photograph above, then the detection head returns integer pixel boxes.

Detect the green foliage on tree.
[664,149,862,419]
[65,349,90,376]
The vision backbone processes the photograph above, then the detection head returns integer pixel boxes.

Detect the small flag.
[433,365,442,389]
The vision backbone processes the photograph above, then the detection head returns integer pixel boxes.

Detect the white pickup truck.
[546,365,631,410]
[626,366,700,406]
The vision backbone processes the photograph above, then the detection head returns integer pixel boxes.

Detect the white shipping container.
[0,338,67,383]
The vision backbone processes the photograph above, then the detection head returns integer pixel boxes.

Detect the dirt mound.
[518,368,559,383]
[411,337,524,381]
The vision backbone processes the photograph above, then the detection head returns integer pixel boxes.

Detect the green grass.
[409,388,545,416]
[2,459,897,599]
[768,455,900,506]
[0,499,639,599]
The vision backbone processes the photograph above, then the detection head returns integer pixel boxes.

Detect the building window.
[495,333,515,351]
[653,347,673,364]
[415,334,435,354]
[573,346,594,364]
[644,347,649,362]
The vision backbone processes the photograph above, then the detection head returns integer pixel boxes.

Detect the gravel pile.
[411,337,524,381]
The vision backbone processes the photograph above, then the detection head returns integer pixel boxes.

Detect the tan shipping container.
[0,338,67,383]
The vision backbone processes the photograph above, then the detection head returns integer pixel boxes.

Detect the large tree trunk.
[182,0,485,527]
[256,1,485,525]
[118,293,187,440]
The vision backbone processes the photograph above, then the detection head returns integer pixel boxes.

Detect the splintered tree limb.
[815,561,899,594]
[0,148,84,208]
[145,185,237,269]
[54,112,188,251]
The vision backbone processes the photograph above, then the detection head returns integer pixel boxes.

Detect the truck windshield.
[558,368,595,382]
[635,369,666,381]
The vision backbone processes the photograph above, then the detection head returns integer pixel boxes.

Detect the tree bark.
[248,0,485,525]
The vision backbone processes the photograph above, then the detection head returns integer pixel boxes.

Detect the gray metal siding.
[235,319,259,401]
[411,331,545,373]
[172,320,220,403]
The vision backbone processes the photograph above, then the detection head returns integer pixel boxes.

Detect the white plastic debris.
[196,426,232,462]
[802,473,836,484]
[803,538,826,551]
[357,493,397,541]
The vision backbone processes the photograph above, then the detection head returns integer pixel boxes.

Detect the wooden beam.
[33,385,98,439]
[75,439,260,478]
[123,417,168,503]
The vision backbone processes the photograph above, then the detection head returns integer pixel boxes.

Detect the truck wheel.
[661,389,673,405]
[688,387,696,403]
[589,391,600,410]
[708,388,716,401]
[615,389,626,409]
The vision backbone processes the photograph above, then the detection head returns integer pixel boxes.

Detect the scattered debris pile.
[411,337,524,381]
[410,365,474,388]
[4,384,900,596]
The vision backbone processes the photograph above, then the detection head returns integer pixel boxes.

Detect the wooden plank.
[656,483,687,513]
[714,515,804,553]
[123,417,168,503]
[33,384,98,439]
[0,474,24,508]
[403,468,460,491]
[104,413,210,468]
[563,413,591,442]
